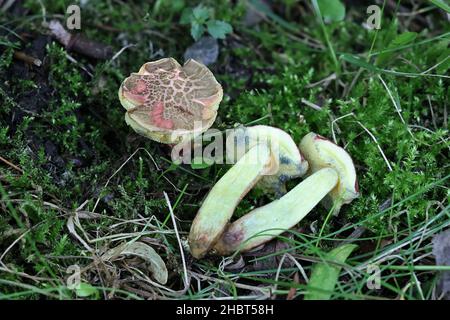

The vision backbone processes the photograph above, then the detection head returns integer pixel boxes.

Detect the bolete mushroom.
[213,167,338,255]
[226,125,309,195]
[189,125,308,259]
[190,130,359,257]
[299,132,359,215]
[118,58,223,144]
[189,126,308,258]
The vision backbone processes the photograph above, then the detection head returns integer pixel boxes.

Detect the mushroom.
[118,58,223,144]
[117,61,360,258]
[189,125,309,259]
[190,130,359,257]
[226,125,309,195]
[299,132,359,215]
[213,168,338,255]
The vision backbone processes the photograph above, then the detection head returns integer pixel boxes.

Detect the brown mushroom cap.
[119,58,223,144]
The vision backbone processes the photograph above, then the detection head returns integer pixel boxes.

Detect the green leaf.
[170,0,185,12]
[180,8,193,24]
[305,244,357,300]
[340,54,382,73]
[317,0,346,23]
[381,19,399,48]
[191,157,213,169]
[389,31,417,47]
[153,0,184,16]
[206,20,233,39]
[436,49,450,73]
[429,0,450,13]
[340,53,419,77]
[192,5,210,23]
[191,22,205,41]
[376,32,418,66]
[75,283,99,298]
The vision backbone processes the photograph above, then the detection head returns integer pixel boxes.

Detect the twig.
[111,44,135,62]
[421,56,450,75]
[427,95,438,130]
[378,75,414,139]
[189,271,271,296]
[306,73,336,89]
[1,0,16,12]
[0,155,23,173]
[48,20,113,59]
[13,51,42,66]
[0,229,31,266]
[301,98,322,111]
[65,53,93,77]
[331,113,393,172]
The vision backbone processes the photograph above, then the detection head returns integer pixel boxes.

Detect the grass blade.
[305,244,358,300]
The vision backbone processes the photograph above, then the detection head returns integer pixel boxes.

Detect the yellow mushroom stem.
[189,143,276,259]
[213,167,339,255]
[189,125,309,259]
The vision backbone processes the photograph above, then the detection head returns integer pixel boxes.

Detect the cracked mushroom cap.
[119,58,223,144]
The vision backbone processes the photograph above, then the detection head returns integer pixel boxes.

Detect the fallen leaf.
[184,36,219,66]
[432,229,450,298]
[102,241,168,285]
[67,215,93,252]
[286,272,299,300]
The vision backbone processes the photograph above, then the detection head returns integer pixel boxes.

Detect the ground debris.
[48,20,113,60]
[183,36,219,66]
[432,229,450,299]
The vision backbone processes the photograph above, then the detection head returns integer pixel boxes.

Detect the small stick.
[427,95,438,130]
[48,20,113,59]
[0,155,23,173]
[306,73,336,89]
[13,51,42,67]
[301,98,322,111]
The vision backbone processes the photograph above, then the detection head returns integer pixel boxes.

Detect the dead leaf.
[432,229,450,298]
[286,272,299,300]
[102,241,168,285]
[67,215,93,252]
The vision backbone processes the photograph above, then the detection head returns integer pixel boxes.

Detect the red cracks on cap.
[122,79,147,105]
[151,101,174,130]
[129,79,147,95]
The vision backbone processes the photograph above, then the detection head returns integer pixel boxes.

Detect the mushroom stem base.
[213,167,339,255]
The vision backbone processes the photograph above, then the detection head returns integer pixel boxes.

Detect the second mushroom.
[189,128,359,258]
